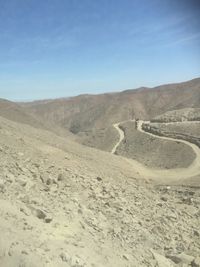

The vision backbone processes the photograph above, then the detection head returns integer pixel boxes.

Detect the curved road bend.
[111,120,200,181]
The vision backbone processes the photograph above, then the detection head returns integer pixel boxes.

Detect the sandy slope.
[112,120,200,183]
[0,116,200,266]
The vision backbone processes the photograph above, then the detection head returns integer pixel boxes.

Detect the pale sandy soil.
[0,116,200,267]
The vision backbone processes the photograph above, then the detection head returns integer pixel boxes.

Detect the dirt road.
[111,123,125,154]
[112,120,200,182]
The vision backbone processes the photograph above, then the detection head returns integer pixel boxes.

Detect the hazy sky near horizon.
[0,0,200,101]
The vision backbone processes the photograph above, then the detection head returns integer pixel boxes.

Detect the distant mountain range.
[1,78,200,140]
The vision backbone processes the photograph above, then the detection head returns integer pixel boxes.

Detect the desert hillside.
[20,78,200,135]
[0,115,200,267]
[0,98,43,129]
[1,78,200,266]
[115,121,196,169]
[152,108,200,122]
[18,78,200,153]
[0,99,74,139]
[1,0,200,265]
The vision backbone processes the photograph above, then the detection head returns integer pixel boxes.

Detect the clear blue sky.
[0,0,200,101]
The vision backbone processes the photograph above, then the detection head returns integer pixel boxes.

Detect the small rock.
[123,254,130,261]
[182,196,193,205]
[17,175,27,187]
[32,208,47,220]
[0,179,5,193]
[43,187,50,192]
[57,173,64,182]
[46,178,52,186]
[19,194,30,204]
[192,257,200,267]
[60,252,70,263]
[161,196,168,202]
[20,206,31,216]
[113,226,121,235]
[71,255,85,267]
[194,230,200,237]
[45,216,53,223]
[187,190,195,196]
[96,176,102,182]
[21,250,28,255]
[8,248,13,257]
[6,173,15,183]
[152,250,174,267]
[34,163,40,168]
[40,173,49,184]
[166,252,194,265]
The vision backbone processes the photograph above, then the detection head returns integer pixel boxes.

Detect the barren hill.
[1,78,200,161]
[115,121,196,169]
[20,78,200,134]
[0,98,43,129]
[0,115,200,267]
[18,78,200,152]
[1,78,200,266]
[152,107,200,122]
[0,98,74,139]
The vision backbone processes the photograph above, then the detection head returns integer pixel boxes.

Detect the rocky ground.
[115,121,195,169]
[152,108,200,123]
[0,116,200,267]
[77,126,119,152]
[150,122,200,138]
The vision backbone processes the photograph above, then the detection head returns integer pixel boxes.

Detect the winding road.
[111,123,125,154]
[111,120,200,182]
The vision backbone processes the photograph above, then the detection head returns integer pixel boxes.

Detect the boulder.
[166,252,195,265]
[152,250,174,267]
